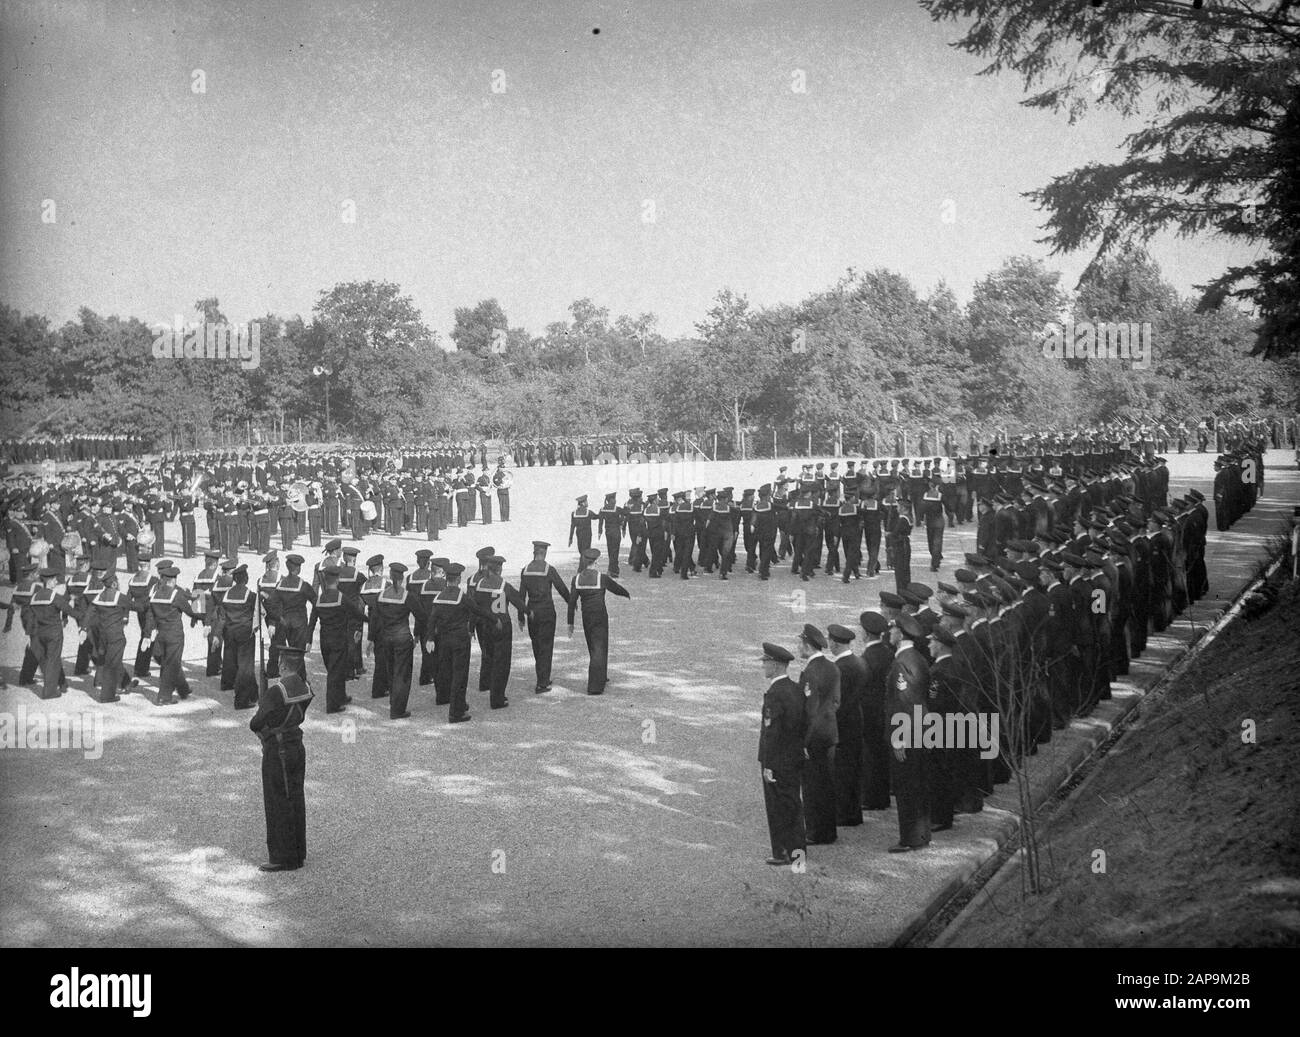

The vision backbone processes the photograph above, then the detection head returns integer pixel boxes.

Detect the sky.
[0,0,1256,344]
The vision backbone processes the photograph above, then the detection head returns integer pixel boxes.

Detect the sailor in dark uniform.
[568,495,596,554]
[519,541,571,693]
[251,644,312,872]
[305,561,364,713]
[566,548,631,695]
[213,562,260,709]
[426,562,495,723]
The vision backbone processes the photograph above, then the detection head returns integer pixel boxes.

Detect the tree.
[964,256,1080,425]
[310,281,440,440]
[921,0,1300,357]
[450,298,509,358]
[659,289,784,458]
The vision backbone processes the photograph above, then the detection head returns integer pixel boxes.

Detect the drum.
[61,531,83,557]
[289,480,309,513]
[29,536,50,566]
[360,500,377,521]
[138,528,157,550]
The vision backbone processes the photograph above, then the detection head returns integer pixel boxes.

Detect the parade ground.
[1,450,1296,947]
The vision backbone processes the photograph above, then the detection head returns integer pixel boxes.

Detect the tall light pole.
[313,365,334,440]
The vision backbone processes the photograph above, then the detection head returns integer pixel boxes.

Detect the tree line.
[1,252,1296,454]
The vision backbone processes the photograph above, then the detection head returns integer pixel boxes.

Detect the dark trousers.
[926,523,944,569]
[762,767,806,861]
[476,620,494,690]
[33,631,66,699]
[629,529,647,570]
[801,747,837,842]
[383,638,413,717]
[1075,643,1098,712]
[208,629,224,679]
[322,640,349,711]
[841,532,862,578]
[133,630,152,678]
[716,530,736,576]
[222,631,258,708]
[369,639,391,698]
[953,745,986,813]
[822,530,840,573]
[860,723,891,809]
[1047,656,1072,727]
[928,742,955,828]
[528,610,556,688]
[672,533,693,577]
[863,520,882,575]
[180,515,197,557]
[757,536,776,578]
[418,635,438,686]
[893,551,911,592]
[260,737,306,867]
[582,614,610,694]
[605,531,622,575]
[277,517,296,552]
[792,530,819,577]
[346,614,364,676]
[834,730,864,825]
[497,490,510,521]
[444,637,471,719]
[74,632,94,676]
[155,636,191,702]
[486,631,512,707]
[95,636,127,702]
[889,747,931,847]
[307,510,322,547]
[648,530,668,574]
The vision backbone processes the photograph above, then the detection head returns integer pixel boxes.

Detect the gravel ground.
[1,450,1294,946]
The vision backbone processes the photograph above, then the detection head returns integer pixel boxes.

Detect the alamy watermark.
[1040,320,1151,371]
[151,316,261,370]
[0,706,103,759]
[890,706,999,760]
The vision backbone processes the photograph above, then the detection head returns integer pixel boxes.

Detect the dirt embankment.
[950,575,1300,948]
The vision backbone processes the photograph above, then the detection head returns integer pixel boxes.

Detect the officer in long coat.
[797,624,840,845]
[858,611,894,810]
[758,642,806,865]
[885,613,931,852]
[827,624,867,827]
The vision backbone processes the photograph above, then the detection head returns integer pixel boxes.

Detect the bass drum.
[61,531,84,557]
[137,527,157,551]
[360,500,378,521]
[29,536,51,568]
